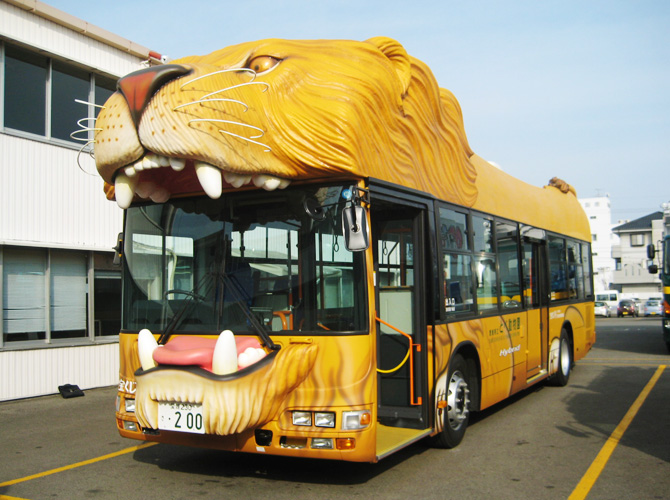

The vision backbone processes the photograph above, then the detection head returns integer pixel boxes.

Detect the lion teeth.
[114,173,138,209]
[212,330,238,375]
[223,172,252,188]
[137,329,159,371]
[252,174,291,191]
[238,347,266,370]
[195,161,223,199]
[169,157,186,171]
[143,154,160,169]
[117,153,290,205]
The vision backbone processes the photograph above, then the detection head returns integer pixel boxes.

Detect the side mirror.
[113,233,124,266]
[342,205,369,251]
[647,243,656,260]
[648,264,659,274]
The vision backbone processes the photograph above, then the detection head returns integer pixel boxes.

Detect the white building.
[578,196,618,292]
[0,0,164,400]
[611,212,663,301]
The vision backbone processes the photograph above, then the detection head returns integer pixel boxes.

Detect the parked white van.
[595,290,619,316]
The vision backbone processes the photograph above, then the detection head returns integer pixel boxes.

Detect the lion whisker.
[188,118,266,139]
[175,98,249,113]
[217,130,272,152]
[180,68,258,89]
[70,118,102,142]
[74,99,105,109]
[76,140,98,176]
[201,81,269,100]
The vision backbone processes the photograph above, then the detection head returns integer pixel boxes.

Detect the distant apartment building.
[611,212,663,300]
[579,196,618,292]
[0,0,164,400]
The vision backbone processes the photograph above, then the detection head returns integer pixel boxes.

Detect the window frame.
[0,246,120,350]
[436,201,593,323]
[1,40,118,149]
[630,233,645,247]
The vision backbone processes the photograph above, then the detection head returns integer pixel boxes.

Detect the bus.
[96,38,595,463]
[648,236,670,352]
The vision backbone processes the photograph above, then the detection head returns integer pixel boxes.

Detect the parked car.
[594,301,610,317]
[643,299,662,316]
[617,299,637,317]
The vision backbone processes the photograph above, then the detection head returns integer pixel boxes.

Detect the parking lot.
[1,317,668,500]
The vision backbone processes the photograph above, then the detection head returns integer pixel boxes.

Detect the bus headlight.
[311,438,334,449]
[341,410,371,430]
[124,398,136,413]
[122,420,138,432]
[292,411,312,426]
[314,412,336,428]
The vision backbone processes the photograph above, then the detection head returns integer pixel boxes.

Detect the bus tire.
[432,354,474,449]
[549,328,571,387]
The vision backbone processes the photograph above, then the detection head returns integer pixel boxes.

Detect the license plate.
[158,402,205,434]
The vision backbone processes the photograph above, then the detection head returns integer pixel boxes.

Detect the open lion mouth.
[113,153,291,209]
[95,64,292,209]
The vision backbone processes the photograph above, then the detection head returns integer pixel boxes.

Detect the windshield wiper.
[220,272,280,351]
[157,271,279,352]
[157,288,207,345]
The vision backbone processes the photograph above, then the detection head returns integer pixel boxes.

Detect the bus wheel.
[549,328,572,387]
[433,354,473,448]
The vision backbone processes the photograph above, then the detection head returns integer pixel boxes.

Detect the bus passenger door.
[523,234,549,379]
[372,202,427,430]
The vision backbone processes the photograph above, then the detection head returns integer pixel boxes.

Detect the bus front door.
[372,202,427,431]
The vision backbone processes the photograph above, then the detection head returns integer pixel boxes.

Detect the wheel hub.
[447,370,470,430]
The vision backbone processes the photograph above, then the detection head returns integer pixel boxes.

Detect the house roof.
[4,0,163,60]
[612,211,663,232]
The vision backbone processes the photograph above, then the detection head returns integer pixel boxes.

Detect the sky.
[48,0,670,223]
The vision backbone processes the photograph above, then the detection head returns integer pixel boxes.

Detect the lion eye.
[247,55,281,74]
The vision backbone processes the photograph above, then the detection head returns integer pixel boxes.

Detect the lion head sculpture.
[94,36,477,208]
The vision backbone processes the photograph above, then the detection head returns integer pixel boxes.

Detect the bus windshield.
[122,184,367,335]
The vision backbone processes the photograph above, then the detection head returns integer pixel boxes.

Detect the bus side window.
[548,236,568,301]
[444,253,474,314]
[439,207,474,315]
[582,242,593,298]
[522,241,538,308]
[567,240,584,299]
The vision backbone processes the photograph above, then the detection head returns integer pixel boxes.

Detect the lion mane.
[94,36,477,207]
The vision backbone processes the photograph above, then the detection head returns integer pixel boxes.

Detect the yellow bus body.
[101,37,595,462]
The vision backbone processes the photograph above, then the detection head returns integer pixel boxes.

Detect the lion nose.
[116,64,192,127]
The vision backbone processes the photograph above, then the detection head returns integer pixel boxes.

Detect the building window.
[592,234,597,241]
[2,42,117,146]
[630,233,645,247]
[615,258,622,270]
[2,247,121,346]
[2,247,47,341]
[4,45,47,136]
[93,253,122,336]
[51,61,91,143]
